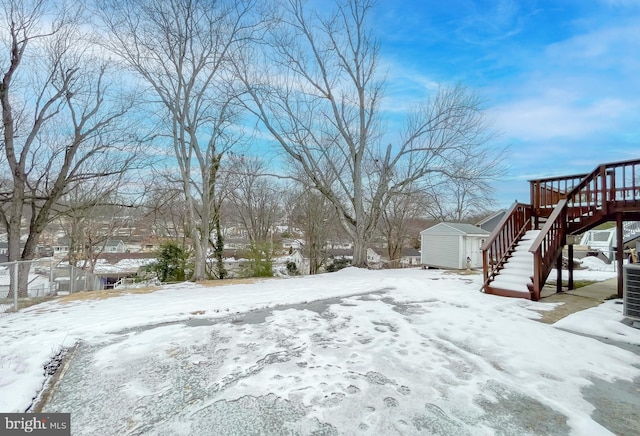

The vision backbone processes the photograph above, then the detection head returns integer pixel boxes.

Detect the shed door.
[468,237,484,268]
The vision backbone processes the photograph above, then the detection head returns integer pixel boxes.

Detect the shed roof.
[420,222,490,236]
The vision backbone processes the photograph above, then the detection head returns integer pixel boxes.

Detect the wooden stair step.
[485,285,532,300]
[490,276,531,291]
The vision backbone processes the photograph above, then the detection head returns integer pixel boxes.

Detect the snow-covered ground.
[1,263,639,435]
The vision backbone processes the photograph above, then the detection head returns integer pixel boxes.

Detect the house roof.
[368,247,386,256]
[421,222,490,236]
[97,252,157,264]
[475,210,506,227]
[401,247,420,257]
[105,239,125,247]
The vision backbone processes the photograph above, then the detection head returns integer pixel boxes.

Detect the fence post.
[50,259,54,296]
[69,265,75,294]
[12,261,18,311]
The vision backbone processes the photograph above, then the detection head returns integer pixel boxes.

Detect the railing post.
[482,249,488,292]
[607,168,616,204]
[600,165,607,215]
[531,246,537,299]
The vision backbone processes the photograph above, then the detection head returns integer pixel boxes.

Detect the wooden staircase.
[482,158,640,300]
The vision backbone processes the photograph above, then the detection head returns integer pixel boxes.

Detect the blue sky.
[368,0,640,208]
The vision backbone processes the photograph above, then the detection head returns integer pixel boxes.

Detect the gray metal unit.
[623,264,640,321]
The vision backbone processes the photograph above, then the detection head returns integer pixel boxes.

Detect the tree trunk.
[214,219,226,279]
[191,229,205,281]
[352,237,368,268]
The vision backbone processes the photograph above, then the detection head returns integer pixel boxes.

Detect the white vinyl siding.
[421,234,461,269]
[420,222,490,269]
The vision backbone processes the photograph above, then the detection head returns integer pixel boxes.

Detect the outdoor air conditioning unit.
[623,264,640,321]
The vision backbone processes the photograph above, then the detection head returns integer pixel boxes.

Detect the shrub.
[326,257,351,272]
[286,261,298,275]
[144,241,191,282]
[239,243,274,278]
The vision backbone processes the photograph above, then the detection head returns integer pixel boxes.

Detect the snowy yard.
[1,266,639,435]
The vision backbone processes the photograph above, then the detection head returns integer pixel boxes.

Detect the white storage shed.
[420,223,490,269]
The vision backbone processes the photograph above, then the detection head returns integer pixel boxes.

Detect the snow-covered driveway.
[2,268,640,435]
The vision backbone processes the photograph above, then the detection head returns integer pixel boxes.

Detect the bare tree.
[380,188,428,265]
[58,181,143,272]
[425,160,499,222]
[58,180,121,268]
[235,0,501,267]
[97,0,261,280]
[144,178,190,244]
[288,185,336,274]
[228,156,282,247]
[0,0,144,296]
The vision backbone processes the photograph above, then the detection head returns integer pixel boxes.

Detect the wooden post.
[482,244,488,293]
[617,213,623,298]
[600,165,608,215]
[568,244,574,290]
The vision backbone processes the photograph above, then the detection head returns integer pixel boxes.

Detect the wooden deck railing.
[528,200,567,300]
[530,172,588,212]
[484,158,640,300]
[481,202,533,291]
[528,158,640,299]
[563,159,640,232]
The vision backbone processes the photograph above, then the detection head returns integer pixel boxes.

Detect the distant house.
[383,247,421,268]
[53,238,70,255]
[93,252,157,288]
[140,237,165,252]
[475,210,506,233]
[281,238,304,251]
[367,247,385,269]
[0,242,52,260]
[325,240,353,250]
[399,247,421,267]
[0,241,7,263]
[420,223,490,269]
[289,249,310,275]
[224,238,250,250]
[124,238,144,253]
[103,240,127,254]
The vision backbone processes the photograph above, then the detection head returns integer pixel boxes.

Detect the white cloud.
[485,18,640,142]
[490,95,632,141]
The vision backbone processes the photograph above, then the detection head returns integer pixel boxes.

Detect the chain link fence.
[0,260,103,316]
